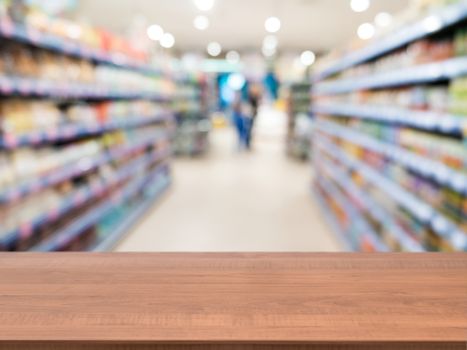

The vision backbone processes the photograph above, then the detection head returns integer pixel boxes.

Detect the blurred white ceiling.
[76,0,409,53]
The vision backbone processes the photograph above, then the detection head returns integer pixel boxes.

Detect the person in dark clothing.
[245,83,262,149]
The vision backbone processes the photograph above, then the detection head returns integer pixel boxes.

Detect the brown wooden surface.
[0,253,466,348]
[0,344,465,350]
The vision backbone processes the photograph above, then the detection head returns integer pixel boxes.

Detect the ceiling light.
[300,50,316,66]
[375,12,392,27]
[193,0,215,12]
[350,0,370,13]
[262,45,276,57]
[423,15,442,33]
[194,15,209,30]
[226,50,240,64]
[147,24,164,41]
[207,42,222,56]
[263,35,278,50]
[357,22,375,40]
[160,33,175,48]
[265,17,281,33]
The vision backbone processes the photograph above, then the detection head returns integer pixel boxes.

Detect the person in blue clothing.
[232,92,247,150]
[264,70,280,100]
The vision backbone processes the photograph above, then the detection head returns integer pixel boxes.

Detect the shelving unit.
[0,4,175,251]
[173,75,211,156]
[0,74,171,100]
[312,103,466,134]
[314,57,467,95]
[312,1,467,252]
[314,168,390,252]
[285,82,312,160]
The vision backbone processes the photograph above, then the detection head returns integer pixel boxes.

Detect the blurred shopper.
[246,83,262,149]
[264,71,280,100]
[232,92,247,150]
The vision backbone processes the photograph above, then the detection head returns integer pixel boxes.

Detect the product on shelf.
[330,35,454,82]
[0,98,170,139]
[317,85,452,113]
[316,134,464,252]
[0,0,150,63]
[0,99,60,134]
[0,42,167,92]
[315,0,465,77]
[341,117,466,172]
[315,117,466,251]
[0,123,170,251]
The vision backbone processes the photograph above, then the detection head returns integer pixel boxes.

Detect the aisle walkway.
[117,107,341,252]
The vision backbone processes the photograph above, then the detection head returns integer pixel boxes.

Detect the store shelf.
[174,76,211,157]
[316,155,425,252]
[315,175,390,252]
[0,148,170,250]
[312,103,466,135]
[0,132,168,205]
[0,75,170,101]
[0,17,161,76]
[315,136,467,251]
[0,112,173,150]
[313,2,467,81]
[315,135,431,221]
[32,163,169,252]
[313,57,467,95]
[0,3,175,253]
[316,120,467,194]
[92,176,171,252]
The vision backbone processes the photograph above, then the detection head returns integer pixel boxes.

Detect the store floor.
[117,107,342,252]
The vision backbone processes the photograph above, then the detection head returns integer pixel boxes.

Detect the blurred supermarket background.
[0,0,466,252]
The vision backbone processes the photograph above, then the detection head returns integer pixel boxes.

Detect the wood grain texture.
[0,253,466,347]
[0,344,465,350]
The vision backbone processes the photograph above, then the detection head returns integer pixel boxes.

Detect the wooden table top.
[0,253,466,345]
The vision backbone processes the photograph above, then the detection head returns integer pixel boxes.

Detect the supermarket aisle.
[117,107,341,252]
